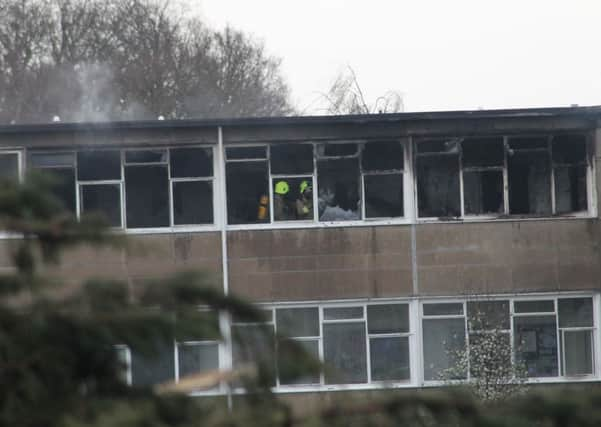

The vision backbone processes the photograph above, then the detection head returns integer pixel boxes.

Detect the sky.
[194,0,601,114]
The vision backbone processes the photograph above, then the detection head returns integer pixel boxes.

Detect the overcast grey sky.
[195,0,601,114]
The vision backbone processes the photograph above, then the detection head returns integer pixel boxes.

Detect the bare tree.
[317,66,403,115]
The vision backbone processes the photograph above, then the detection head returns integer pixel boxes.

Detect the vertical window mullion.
[459,141,465,218]
[549,137,556,214]
[502,136,509,215]
[364,304,371,383]
[318,306,324,385]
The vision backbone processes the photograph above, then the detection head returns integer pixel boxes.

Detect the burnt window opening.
[416,141,460,218]
[125,165,169,228]
[272,177,314,221]
[317,157,360,221]
[77,150,121,181]
[0,153,20,182]
[317,142,359,157]
[507,138,552,215]
[552,135,588,214]
[226,146,267,160]
[29,152,76,213]
[125,149,167,163]
[80,184,121,227]
[226,160,269,224]
[364,174,403,218]
[462,137,504,215]
[173,181,213,225]
[270,143,313,175]
[362,141,404,171]
[170,147,213,178]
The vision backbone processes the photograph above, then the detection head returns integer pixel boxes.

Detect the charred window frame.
[416,133,592,219]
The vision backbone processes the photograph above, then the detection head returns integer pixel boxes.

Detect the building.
[1,106,600,399]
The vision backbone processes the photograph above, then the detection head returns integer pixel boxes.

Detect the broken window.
[77,150,122,227]
[0,152,20,181]
[170,147,214,225]
[507,137,551,215]
[462,137,504,215]
[29,152,76,213]
[553,135,588,214]
[226,158,269,225]
[362,141,404,218]
[317,154,360,221]
[270,144,314,221]
[125,150,169,228]
[422,302,466,381]
[416,139,461,217]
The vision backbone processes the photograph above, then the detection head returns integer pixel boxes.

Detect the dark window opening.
[317,158,360,221]
[125,150,167,163]
[0,153,19,181]
[226,161,269,224]
[270,144,313,174]
[552,135,587,164]
[463,170,503,215]
[77,150,121,181]
[555,166,587,213]
[416,139,460,154]
[170,147,213,178]
[273,177,313,221]
[29,152,75,168]
[417,155,460,217]
[462,137,504,167]
[362,141,404,171]
[47,168,76,213]
[508,151,551,215]
[317,143,359,157]
[226,146,266,160]
[508,136,548,150]
[125,166,169,228]
[81,184,121,227]
[173,181,213,225]
[364,174,403,218]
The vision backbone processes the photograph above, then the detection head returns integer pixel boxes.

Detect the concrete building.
[1,106,600,396]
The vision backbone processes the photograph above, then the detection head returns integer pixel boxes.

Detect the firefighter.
[257,194,269,221]
[273,180,290,220]
[296,179,313,219]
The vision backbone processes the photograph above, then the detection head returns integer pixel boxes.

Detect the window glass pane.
[562,330,593,376]
[552,135,587,164]
[231,308,273,324]
[276,307,319,337]
[47,168,76,213]
[422,318,466,380]
[270,144,313,174]
[226,146,266,160]
[508,136,548,150]
[417,139,460,154]
[273,177,314,221]
[317,158,360,221]
[0,153,19,181]
[508,151,551,215]
[30,152,75,168]
[324,306,363,320]
[170,147,212,178]
[370,336,410,381]
[278,339,320,385]
[554,166,587,214]
[558,298,593,328]
[463,170,503,215]
[226,161,269,224]
[125,150,167,163]
[417,155,460,217]
[77,150,121,181]
[467,300,510,331]
[232,324,276,385]
[462,137,504,167]
[172,181,213,225]
[362,141,404,171]
[367,304,409,334]
[177,343,219,378]
[514,300,554,313]
[130,341,174,386]
[317,143,358,157]
[514,315,558,377]
[125,166,169,228]
[323,322,367,384]
[364,173,403,218]
[423,303,463,316]
[81,184,121,227]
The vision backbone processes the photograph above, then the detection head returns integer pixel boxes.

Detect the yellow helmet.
[300,180,312,194]
[274,180,289,195]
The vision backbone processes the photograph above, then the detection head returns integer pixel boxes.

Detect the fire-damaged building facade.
[1,106,600,397]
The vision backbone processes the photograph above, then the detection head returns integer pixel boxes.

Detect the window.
[226,140,406,225]
[422,302,466,380]
[29,152,76,213]
[558,298,594,376]
[0,151,21,182]
[415,133,590,219]
[367,304,410,381]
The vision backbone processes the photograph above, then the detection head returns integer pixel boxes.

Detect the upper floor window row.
[226,140,406,225]
[416,134,591,218]
[29,147,214,229]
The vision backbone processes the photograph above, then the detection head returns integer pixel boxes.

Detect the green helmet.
[274,180,289,195]
[300,180,312,194]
